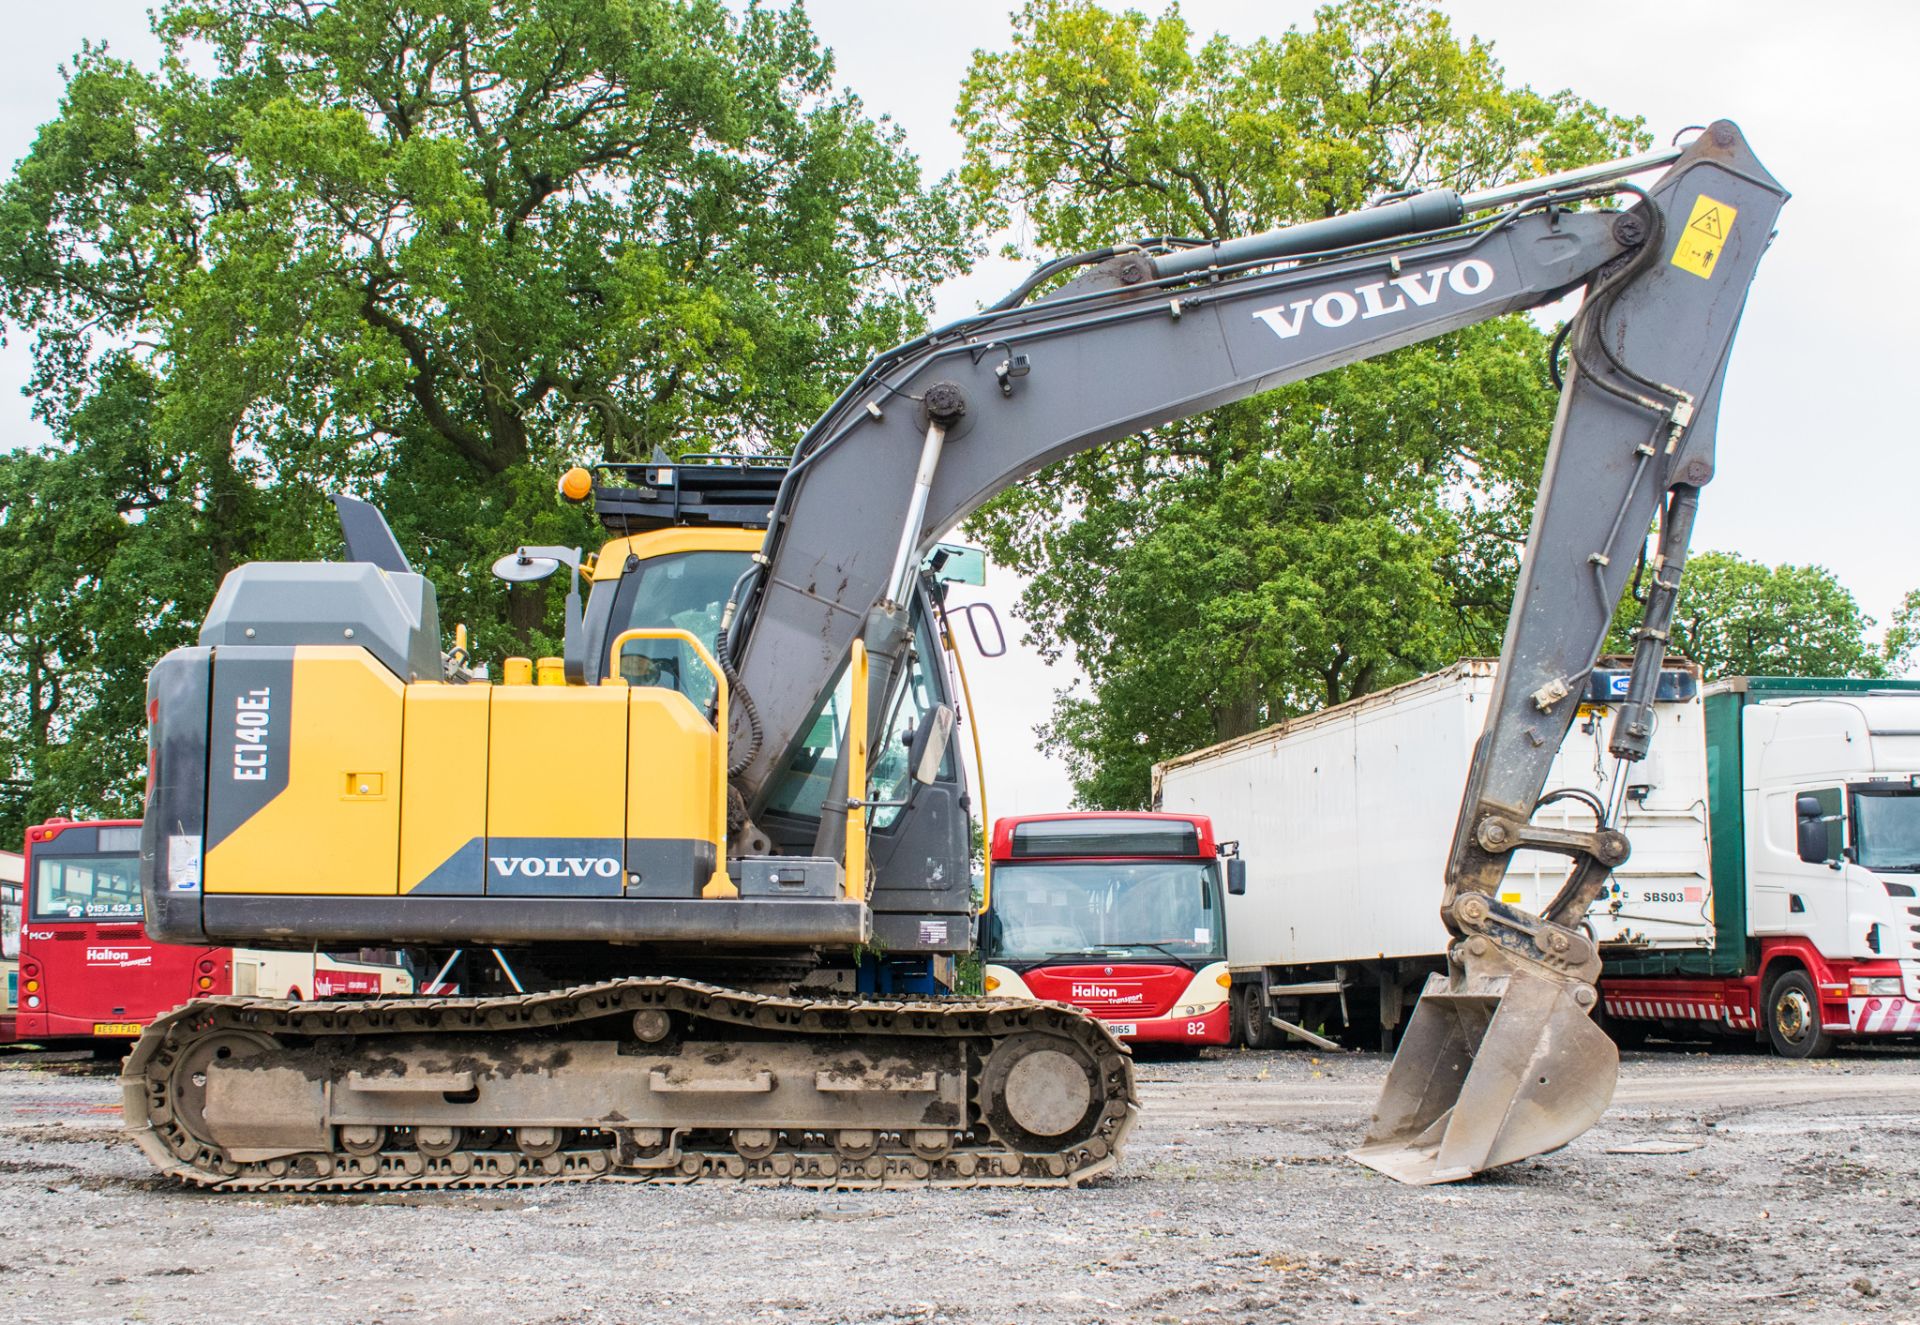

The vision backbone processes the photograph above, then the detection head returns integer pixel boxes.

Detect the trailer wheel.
[1765,970,1836,1059]
[1238,984,1280,1050]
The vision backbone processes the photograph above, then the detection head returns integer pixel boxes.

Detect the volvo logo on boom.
[1250,259,1496,341]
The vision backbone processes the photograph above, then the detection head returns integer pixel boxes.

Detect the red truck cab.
[980,813,1236,1047]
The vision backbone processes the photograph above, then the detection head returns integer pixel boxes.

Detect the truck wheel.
[1766,970,1836,1059]
[1238,985,1280,1050]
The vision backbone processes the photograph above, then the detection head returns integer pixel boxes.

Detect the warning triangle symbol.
[1689,208,1724,240]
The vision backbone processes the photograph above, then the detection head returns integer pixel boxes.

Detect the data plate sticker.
[168,834,202,891]
[1670,194,1736,280]
[1108,1023,1137,1038]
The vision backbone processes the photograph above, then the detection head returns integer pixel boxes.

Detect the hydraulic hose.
[715,564,765,780]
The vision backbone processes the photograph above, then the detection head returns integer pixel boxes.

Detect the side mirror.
[1795,794,1830,865]
[491,545,586,684]
[1226,859,1247,896]
[908,704,956,786]
[926,543,987,587]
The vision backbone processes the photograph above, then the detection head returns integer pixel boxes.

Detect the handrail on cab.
[605,628,732,898]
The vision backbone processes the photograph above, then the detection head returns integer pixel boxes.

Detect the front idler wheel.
[980,1033,1103,1153]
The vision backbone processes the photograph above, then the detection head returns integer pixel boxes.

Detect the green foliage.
[0,0,973,842]
[1623,551,1902,682]
[956,0,1647,808]
[1882,589,1920,676]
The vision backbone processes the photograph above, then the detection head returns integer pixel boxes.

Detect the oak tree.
[956,0,1647,807]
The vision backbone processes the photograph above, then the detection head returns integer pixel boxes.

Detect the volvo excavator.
[126,121,1785,1190]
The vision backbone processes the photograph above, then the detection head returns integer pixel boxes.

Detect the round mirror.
[491,550,561,583]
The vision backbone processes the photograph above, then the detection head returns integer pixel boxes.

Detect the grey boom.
[727,119,1786,1182]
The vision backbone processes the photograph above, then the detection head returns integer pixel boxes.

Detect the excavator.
[126,121,1785,1189]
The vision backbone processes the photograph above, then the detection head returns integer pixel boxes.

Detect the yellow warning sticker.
[1670,193,1737,280]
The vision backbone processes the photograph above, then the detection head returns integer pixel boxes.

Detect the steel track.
[122,978,1139,1191]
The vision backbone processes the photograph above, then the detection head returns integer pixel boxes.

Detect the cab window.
[868,618,954,829]
[763,612,955,827]
[608,550,751,707]
[765,666,852,819]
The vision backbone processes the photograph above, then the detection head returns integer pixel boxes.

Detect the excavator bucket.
[1349,966,1617,1185]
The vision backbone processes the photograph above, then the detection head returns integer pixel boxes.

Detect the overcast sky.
[1,3,1912,820]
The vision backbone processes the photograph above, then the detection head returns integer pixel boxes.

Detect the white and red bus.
[979,813,1242,1047]
[1,845,21,1040]
[11,818,410,1045]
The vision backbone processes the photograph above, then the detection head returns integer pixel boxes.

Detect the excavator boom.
[726,120,1785,1181]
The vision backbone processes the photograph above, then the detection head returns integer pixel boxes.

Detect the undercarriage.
[122,979,1138,1191]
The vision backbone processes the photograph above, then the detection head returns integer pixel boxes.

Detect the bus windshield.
[986,861,1224,964]
[33,852,143,921]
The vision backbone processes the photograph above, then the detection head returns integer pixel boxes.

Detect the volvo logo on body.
[1250,259,1496,341]
[488,855,622,879]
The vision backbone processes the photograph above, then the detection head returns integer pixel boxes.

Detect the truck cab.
[1743,693,1920,1027]
[979,813,1236,1047]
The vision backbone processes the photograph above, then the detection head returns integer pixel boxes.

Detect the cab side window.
[868,619,954,830]
[1794,786,1844,865]
[764,667,852,820]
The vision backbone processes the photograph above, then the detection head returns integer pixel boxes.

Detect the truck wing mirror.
[1226,859,1247,896]
[909,704,956,786]
[1795,795,1831,865]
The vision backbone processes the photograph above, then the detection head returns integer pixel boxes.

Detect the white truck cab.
[1745,695,1920,1005]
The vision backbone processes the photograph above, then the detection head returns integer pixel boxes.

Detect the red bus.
[13,818,410,1045]
[979,813,1243,1048]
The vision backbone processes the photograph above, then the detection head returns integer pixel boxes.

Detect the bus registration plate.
[1108,1023,1136,1037]
[92,1022,143,1037]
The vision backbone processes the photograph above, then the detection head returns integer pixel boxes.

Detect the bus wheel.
[1766,970,1836,1059]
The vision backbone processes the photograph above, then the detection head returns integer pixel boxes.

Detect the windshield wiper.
[1046,943,1191,966]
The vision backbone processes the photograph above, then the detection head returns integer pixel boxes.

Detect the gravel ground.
[3,1040,1918,1325]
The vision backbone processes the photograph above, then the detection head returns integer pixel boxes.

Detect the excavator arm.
[731,120,1787,1181]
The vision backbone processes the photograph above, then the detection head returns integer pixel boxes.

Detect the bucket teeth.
[1351,967,1618,1185]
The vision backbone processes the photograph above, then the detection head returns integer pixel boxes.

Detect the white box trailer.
[1151,659,1710,1047]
